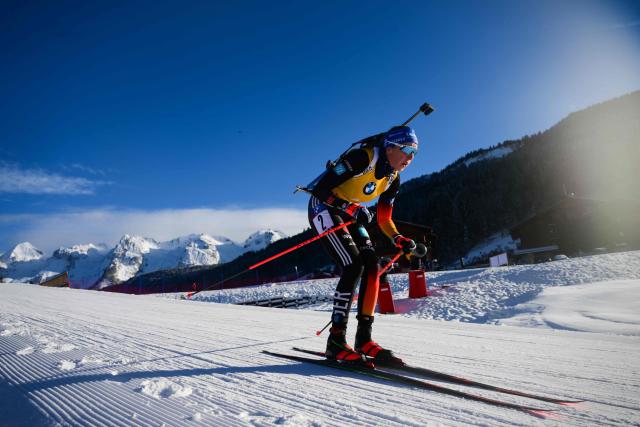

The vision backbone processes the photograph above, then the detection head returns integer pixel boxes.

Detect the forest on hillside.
[394,91,640,261]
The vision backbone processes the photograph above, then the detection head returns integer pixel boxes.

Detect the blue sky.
[1,0,639,253]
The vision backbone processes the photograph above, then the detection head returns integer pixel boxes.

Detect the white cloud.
[1,207,309,254]
[0,163,108,195]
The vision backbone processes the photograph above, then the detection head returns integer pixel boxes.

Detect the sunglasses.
[389,142,418,156]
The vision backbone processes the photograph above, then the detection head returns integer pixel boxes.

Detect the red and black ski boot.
[354,315,404,366]
[326,326,370,366]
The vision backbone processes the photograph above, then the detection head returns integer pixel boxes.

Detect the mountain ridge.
[0,229,286,288]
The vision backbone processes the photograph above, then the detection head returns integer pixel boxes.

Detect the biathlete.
[307,126,419,364]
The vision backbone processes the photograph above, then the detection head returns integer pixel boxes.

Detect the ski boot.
[326,325,369,366]
[354,315,404,366]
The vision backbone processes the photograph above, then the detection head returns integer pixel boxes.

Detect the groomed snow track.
[1,283,639,426]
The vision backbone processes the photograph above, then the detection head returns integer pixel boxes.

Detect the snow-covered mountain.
[97,233,246,288]
[0,230,287,289]
[0,242,44,264]
[243,229,287,252]
[0,242,111,288]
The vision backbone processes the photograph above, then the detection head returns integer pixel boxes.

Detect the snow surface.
[179,251,640,327]
[459,230,519,266]
[499,279,640,334]
[1,251,639,426]
[463,145,515,167]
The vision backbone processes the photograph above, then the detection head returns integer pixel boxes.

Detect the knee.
[359,247,378,270]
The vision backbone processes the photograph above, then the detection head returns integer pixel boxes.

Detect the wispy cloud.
[0,163,109,195]
[0,207,309,254]
[67,163,107,176]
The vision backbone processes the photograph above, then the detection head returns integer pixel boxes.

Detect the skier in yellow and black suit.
[308,126,419,363]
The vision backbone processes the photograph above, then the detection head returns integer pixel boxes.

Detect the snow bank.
[499,279,640,335]
[173,251,640,334]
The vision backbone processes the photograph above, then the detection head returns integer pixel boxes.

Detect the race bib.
[312,209,335,233]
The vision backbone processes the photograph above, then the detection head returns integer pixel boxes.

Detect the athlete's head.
[383,126,419,172]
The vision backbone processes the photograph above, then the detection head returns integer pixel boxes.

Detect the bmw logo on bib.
[363,182,377,195]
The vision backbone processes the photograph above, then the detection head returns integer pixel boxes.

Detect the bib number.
[312,210,335,233]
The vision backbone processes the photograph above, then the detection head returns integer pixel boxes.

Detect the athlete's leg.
[308,197,364,361]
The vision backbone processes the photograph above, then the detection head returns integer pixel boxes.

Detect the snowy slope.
[499,279,640,334]
[1,251,639,426]
[182,251,640,328]
[463,145,515,167]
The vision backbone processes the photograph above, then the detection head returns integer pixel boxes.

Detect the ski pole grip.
[413,243,428,258]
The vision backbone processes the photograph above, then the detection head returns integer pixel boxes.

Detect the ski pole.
[316,251,405,335]
[379,243,427,276]
[185,220,355,298]
[247,220,355,270]
[315,321,332,336]
[378,250,404,277]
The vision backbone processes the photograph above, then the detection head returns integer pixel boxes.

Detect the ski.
[262,350,554,416]
[292,347,582,405]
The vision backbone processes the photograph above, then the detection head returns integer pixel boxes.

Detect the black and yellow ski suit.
[308,144,401,328]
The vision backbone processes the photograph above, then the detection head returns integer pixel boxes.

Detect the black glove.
[352,206,373,225]
[393,234,416,254]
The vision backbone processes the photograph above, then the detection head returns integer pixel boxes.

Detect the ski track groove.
[61,383,112,427]
[27,390,59,425]
[30,390,65,426]
[0,318,564,425]
[68,380,162,427]
[68,382,141,427]
[188,363,427,427]
[247,356,527,426]
[51,383,102,426]
[2,333,195,426]
[235,372,389,426]
[37,387,75,425]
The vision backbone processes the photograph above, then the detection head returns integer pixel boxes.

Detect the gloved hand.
[351,205,373,225]
[393,234,416,254]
